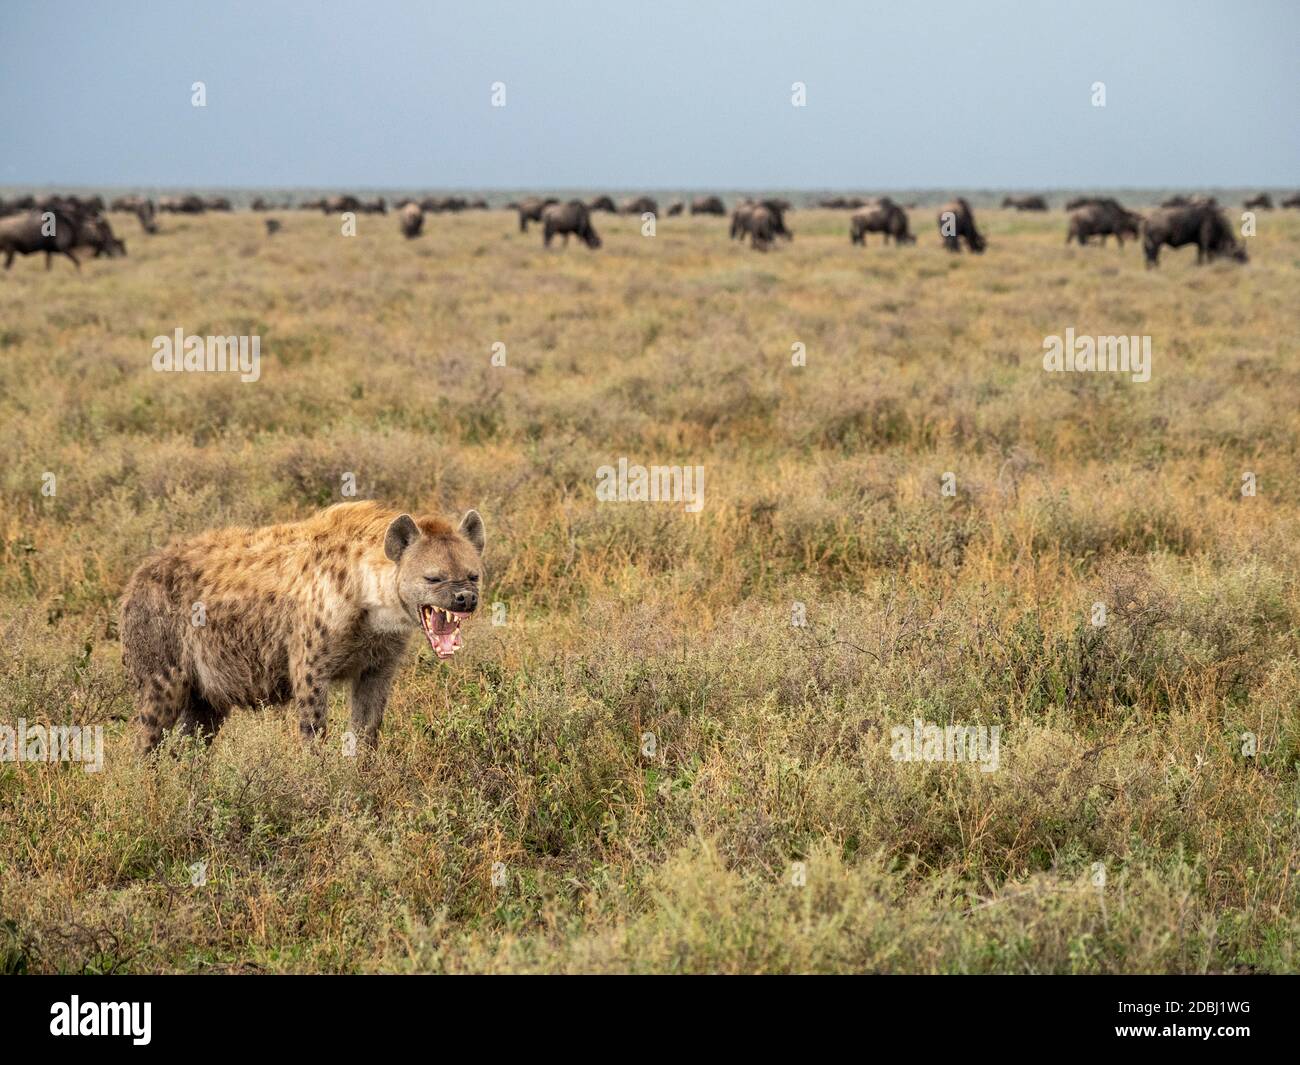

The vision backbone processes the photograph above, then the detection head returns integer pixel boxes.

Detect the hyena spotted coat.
[120,501,484,752]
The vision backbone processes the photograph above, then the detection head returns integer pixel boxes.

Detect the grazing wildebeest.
[0,194,36,216]
[667,200,684,216]
[359,197,388,215]
[849,199,914,245]
[1141,202,1247,268]
[620,195,658,216]
[516,196,559,232]
[203,196,233,212]
[818,196,867,209]
[0,207,85,270]
[1243,193,1273,210]
[1282,193,1300,209]
[159,195,205,214]
[541,201,601,249]
[690,196,726,215]
[1001,195,1048,211]
[111,195,157,233]
[586,195,617,213]
[41,194,104,214]
[77,213,127,258]
[265,219,282,236]
[419,196,462,213]
[1066,199,1142,247]
[730,201,755,240]
[468,199,489,210]
[937,198,986,252]
[399,202,424,239]
[323,195,361,214]
[731,200,792,249]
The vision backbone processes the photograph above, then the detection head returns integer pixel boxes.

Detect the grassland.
[1,203,1298,973]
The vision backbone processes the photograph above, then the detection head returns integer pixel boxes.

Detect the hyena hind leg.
[133,669,189,755]
[174,691,231,746]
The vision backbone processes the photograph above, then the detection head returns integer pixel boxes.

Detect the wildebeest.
[690,196,726,215]
[541,200,601,249]
[586,195,617,213]
[849,198,914,245]
[730,200,792,249]
[77,213,127,258]
[667,200,685,216]
[818,196,867,209]
[399,202,424,239]
[937,198,986,252]
[1282,193,1300,209]
[621,195,658,216]
[359,197,387,215]
[265,219,282,236]
[111,195,158,233]
[516,196,559,232]
[250,196,271,211]
[1243,193,1273,210]
[0,194,36,216]
[323,195,361,214]
[39,194,104,214]
[299,198,326,211]
[1066,199,1142,247]
[159,195,205,214]
[0,207,85,270]
[422,196,468,213]
[204,196,233,212]
[1160,195,1193,208]
[1141,201,1247,268]
[1002,195,1048,211]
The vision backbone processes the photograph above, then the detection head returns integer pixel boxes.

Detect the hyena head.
[384,510,485,659]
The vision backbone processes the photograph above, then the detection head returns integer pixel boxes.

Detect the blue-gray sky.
[3,0,1296,188]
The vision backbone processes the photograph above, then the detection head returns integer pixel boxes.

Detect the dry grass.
[1,204,1298,973]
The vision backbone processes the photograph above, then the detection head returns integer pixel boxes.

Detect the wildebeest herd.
[0,187,1286,271]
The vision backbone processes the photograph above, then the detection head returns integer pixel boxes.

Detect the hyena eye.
[425,575,445,584]
[469,574,479,582]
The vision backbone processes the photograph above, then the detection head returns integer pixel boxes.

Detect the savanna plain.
[1,204,1298,973]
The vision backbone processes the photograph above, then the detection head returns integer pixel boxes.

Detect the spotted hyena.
[120,501,484,753]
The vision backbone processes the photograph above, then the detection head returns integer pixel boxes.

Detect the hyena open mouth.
[421,606,471,659]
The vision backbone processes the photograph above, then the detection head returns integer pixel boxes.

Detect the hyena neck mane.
[358,554,409,633]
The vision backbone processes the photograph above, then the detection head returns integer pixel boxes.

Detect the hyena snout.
[452,587,478,612]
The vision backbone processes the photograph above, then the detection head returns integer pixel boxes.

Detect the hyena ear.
[458,509,485,552]
[384,514,420,562]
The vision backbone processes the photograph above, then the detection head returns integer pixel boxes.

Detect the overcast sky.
[3,0,1296,188]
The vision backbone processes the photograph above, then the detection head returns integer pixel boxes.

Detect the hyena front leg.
[291,631,330,742]
[350,661,400,748]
